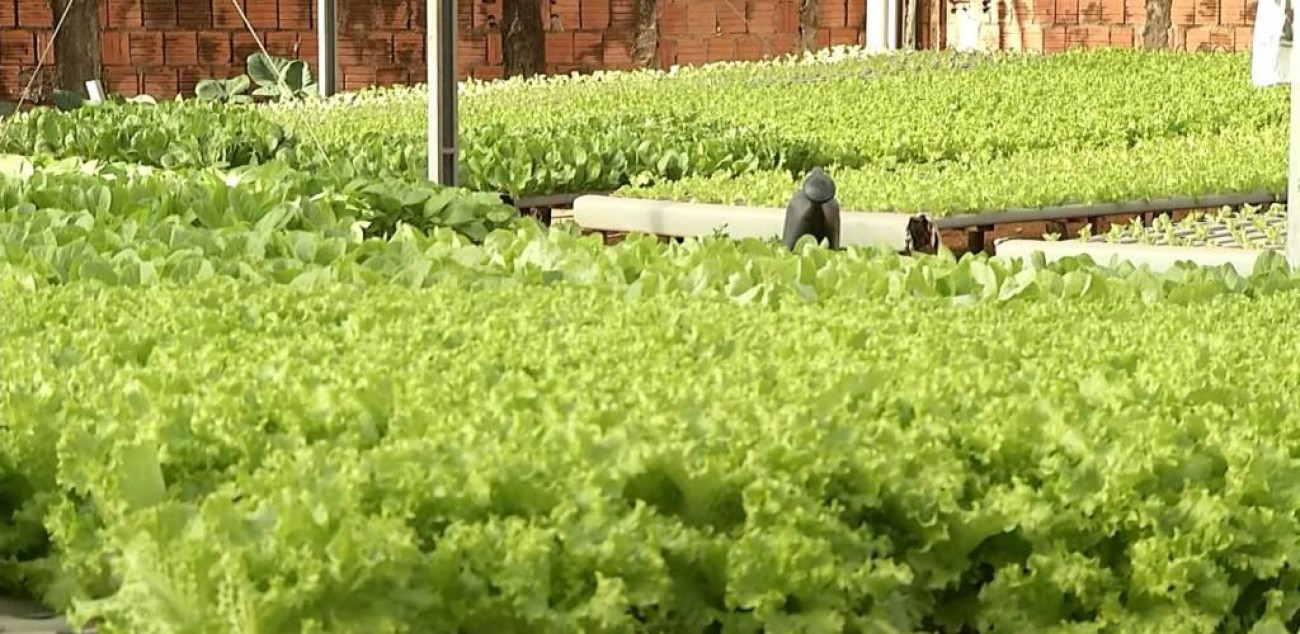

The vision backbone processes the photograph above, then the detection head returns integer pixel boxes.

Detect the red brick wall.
[0,0,1259,102]
[957,0,1256,52]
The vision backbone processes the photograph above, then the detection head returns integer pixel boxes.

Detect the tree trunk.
[1141,0,1173,48]
[633,0,659,67]
[502,0,545,78]
[49,0,101,97]
[799,0,822,52]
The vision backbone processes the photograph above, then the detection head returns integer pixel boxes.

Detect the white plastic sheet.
[1253,0,1293,86]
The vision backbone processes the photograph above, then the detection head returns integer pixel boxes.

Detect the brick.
[16,0,51,26]
[1055,0,1080,22]
[344,35,394,66]
[829,27,860,44]
[822,0,849,26]
[101,31,129,65]
[368,1,409,29]
[1064,24,1100,46]
[1183,24,1210,49]
[0,5,13,27]
[545,32,575,63]
[1110,24,1136,46]
[261,31,295,57]
[1079,0,1103,21]
[581,0,611,28]
[1030,0,1056,24]
[375,68,409,86]
[1207,24,1234,48]
[734,34,763,58]
[129,32,165,67]
[140,0,177,26]
[280,0,314,28]
[816,27,832,48]
[1123,0,1144,22]
[106,0,141,26]
[1233,25,1253,48]
[1043,24,1067,50]
[686,2,716,33]
[341,66,376,90]
[655,38,678,66]
[177,0,212,28]
[245,0,278,28]
[0,67,20,96]
[718,3,747,33]
[297,37,318,62]
[458,37,487,66]
[214,0,244,28]
[205,65,245,81]
[33,31,55,64]
[1195,0,1220,23]
[474,65,504,80]
[676,37,708,64]
[103,65,139,95]
[602,36,634,65]
[197,31,232,65]
[177,67,205,96]
[231,32,266,63]
[486,32,502,64]
[141,70,178,98]
[659,2,689,35]
[1219,0,1251,23]
[394,32,424,64]
[1171,0,1196,23]
[548,0,580,31]
[610,0,637,23]
[776,0,800,31]
[767,32,798,54]
[574,32,602,64]
[748,3,777,32]
[847,0,866,27]
[164,32,199,65]
[707,35,736,61]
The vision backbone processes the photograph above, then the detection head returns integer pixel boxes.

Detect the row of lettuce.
[5,269,1300,632]
[0,48,1285,215]
[3,152,1299,299]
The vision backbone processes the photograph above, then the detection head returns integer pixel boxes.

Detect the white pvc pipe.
[573,195,915,250]
[865,0,890,52]
[1287,30,1299,268]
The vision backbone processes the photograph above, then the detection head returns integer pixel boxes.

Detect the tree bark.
[49,0,101,97]
[632,0,659,67]
[1141,0,1173,48]
[502,0,545,78]
[799,0,822,52]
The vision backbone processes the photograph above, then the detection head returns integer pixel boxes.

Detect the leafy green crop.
[0,101,292,170]
[1,48,1285,201]
[3,267,1300,632]
[0,154,518,249]
[615,125,1287,215]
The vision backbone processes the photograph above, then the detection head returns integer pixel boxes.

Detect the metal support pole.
[318,0,337,97]
[1289,25,1300,268]
[429,0,458,186]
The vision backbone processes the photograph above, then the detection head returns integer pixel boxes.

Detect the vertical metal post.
[318,0,337,97]
[429,0,458,186]
[1289,24,1300,268]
